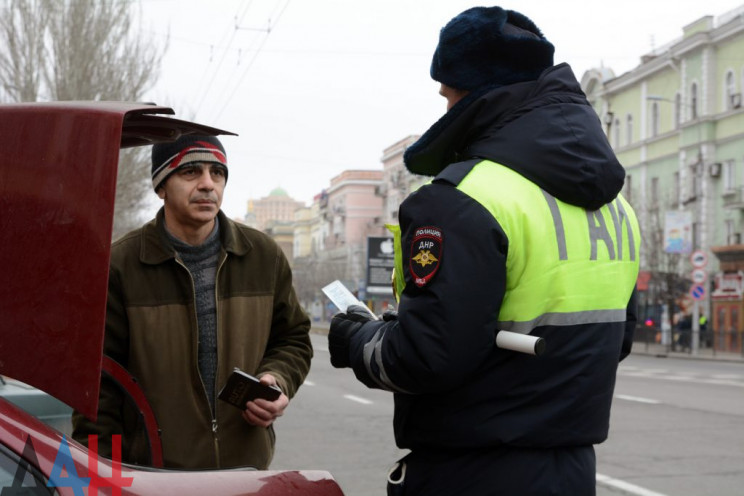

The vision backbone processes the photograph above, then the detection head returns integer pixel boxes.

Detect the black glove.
[382,309,398,322]
[328,305,374,369]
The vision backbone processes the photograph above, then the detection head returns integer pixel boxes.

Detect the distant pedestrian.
[699,313,709,347]
[678,315,692,350]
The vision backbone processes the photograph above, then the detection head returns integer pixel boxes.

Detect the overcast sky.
[137,0,744,219]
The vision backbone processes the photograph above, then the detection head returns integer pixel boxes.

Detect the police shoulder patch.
[409,226,443,288]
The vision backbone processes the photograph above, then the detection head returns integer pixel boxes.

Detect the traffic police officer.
[328,6,641,495]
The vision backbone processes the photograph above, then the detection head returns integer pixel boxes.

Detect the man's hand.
[241,373,288,428]
[328,304,374,368]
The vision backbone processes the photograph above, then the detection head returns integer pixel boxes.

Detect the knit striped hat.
[151,135,228,191]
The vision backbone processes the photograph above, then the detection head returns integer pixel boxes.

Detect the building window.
[691,82,699,119]
[725,71,742,110]
[650,177,659,208]
[625,114,633,146]
[689,165,699,199]
[726,219,735,244]
[613,118,620,147]
[651,102,659,137]
[692,222,700,250]
[674,171,680,205]
[674,93,682,128]
[625,174,632,202]
[725,71,736,110]
[723,159,736,192]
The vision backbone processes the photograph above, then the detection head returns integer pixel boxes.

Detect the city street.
[272,332,744,496]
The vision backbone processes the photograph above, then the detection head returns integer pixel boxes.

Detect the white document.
[322,280,378,319]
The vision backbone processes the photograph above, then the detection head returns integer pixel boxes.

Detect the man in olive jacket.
[73,135,312,469]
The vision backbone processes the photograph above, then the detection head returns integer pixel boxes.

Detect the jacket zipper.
[212,252,228,468]
[176,255,222,468]
[212,418,220,466]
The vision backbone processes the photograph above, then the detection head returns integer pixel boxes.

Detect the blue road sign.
[690,284,705,300]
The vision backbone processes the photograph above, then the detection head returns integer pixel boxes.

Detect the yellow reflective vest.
[390,159,640,335]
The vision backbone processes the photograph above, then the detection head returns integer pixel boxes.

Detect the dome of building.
[269,186,288,197]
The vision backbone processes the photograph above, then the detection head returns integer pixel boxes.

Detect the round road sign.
[690,284,705,300]
[691,268,707,284]
[691,250,708,268]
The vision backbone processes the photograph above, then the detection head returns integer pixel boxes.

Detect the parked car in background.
[0,102,345,495]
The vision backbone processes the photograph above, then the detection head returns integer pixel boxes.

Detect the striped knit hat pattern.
[151,135,228,191]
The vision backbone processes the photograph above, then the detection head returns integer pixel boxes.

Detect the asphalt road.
[272,333,744,496]
[596,354,744,496]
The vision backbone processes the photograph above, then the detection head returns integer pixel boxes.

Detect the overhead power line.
[212,0,291,122]
[193,0,255,114]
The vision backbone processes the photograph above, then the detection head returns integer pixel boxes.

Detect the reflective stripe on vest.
[457,160,641,334]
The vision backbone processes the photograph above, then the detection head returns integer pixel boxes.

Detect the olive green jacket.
[72,209,312,469]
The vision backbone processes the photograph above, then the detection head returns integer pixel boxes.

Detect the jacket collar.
[139,208,251,264]
[404,63,625,210]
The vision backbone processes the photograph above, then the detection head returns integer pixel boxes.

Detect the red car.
[0,102,345,495]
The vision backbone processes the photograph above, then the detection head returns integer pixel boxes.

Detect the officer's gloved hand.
[382,309,398,322]
[328,305,374,369]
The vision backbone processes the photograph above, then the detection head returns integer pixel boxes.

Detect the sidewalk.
[311,321,330,334]
[630,340,744,363]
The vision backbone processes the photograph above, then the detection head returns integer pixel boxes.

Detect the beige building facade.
[245,187,304,231]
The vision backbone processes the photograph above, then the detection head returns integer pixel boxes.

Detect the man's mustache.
[191,195,218,203]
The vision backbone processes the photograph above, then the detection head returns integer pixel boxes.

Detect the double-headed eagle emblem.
[412,249,439,267]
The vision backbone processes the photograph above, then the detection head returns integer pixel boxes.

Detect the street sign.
[690,250,708,268]
[691,268,707,284]
[366,236,395,295]
[690,284,705,300]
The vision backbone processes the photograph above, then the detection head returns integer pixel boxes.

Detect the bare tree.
[643,193,689,350]
[293,253,348,317]
[0,0,167,238]
[0,0,48,101]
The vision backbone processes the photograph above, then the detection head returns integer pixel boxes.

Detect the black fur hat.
[430,6,554,91]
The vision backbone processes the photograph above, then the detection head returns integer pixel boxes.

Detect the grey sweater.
[167,221,221,412]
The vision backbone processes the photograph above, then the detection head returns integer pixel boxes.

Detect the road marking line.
[701,379,744,387]
[618,371,744,387]
[596,473,668,496]
[344,394,373,405]
[615,394,661,404]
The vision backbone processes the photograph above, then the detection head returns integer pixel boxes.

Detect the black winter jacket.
[345,63,638,452]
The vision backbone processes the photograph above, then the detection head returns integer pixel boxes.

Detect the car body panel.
[1,397,344,495]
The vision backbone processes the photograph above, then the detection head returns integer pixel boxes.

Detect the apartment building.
[581,5,744,350]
